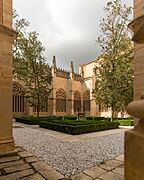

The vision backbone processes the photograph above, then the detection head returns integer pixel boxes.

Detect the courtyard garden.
[15,116,133,135]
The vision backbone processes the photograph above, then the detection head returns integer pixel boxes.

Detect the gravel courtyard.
[13,123,125,176]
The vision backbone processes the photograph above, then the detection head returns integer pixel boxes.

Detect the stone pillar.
[70,90,74,115]
[51,78,56,116]
[0,0,15,152]
[133,0,144,100]
[125,0,144,179]
[70,61,74,115]
[125,100,144,180]
[90,75,97,116]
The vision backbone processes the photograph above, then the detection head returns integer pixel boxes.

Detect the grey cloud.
[13,0,133,72]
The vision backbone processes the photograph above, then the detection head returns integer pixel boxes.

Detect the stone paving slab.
[20,173,46,180]
[19,151,34,158]
[25,156,39,163]
[99,159,123,171]
[71,172,93,180]
[0,159,25,169]
[99,171,124,180]
[112,166,124,176]
[31,161,65,180]
[4,163,31,174]
[0,155,20,163]
[115,154,124,162]
[0,145,124,180]
[0,169,35,180]
[83,166,107,178]
[0,146,65,180]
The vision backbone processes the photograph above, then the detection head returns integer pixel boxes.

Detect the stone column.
[125,0,144,179]
[0,0,15,152]
[51,76,56,116]
[133,0,144,100]
[70,61,74,115]
[90,75,97,116]
[125,100,144,180]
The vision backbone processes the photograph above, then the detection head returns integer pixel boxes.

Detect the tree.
[93,0,134,120]
[13,12,52,117]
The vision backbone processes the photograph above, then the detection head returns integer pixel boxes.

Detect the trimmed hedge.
[15,116,63,125]
[15,117,40,125]
[15,117,110,126]
[63,116,77,120]
[115,119,134,126]
[39,121,119,135]
[15,116,134,127]
[85,116,111,121]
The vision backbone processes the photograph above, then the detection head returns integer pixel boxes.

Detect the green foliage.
[93,0,134,119]
[39,121,119,135]
[13,11,52,117]
[15,116,119,134]
[115,119,134,126]
[85,116,110,120]
[63,116,77,120]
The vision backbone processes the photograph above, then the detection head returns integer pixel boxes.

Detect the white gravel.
[13,125,124,176]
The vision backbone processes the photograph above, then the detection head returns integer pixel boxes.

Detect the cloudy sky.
[13,0,133,71]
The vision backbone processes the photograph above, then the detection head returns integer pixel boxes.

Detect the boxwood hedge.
[39,121,119,135]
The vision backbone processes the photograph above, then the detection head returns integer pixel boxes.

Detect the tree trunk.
[111,110,114,121]
[37,106,39,118]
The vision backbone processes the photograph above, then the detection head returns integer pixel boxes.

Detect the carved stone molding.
[128,15,144,43]
[0,24,17,38]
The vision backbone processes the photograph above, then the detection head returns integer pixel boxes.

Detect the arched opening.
[83,90,90,113]
[74,91,81,112]
[13,82,25,115]
[56,89,66,112]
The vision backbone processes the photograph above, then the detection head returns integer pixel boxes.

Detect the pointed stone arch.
[83,90,90,113]
[74,91,81,112]
[12,82,26,115]
[56,89,67,112]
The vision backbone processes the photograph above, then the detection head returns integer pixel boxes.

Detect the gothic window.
[56,89,66,112]
[13,83,25,113]
[83,90,90,112]
[74,91,81,112]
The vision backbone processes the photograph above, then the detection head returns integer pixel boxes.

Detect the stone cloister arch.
[13,82,26,116]
[83,90,90,113]
[74,91,81,113]
[56,89,67,112]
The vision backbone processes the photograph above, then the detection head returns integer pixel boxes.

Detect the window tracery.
[13,83,25,113]
[56,89,66,112]
[83,90,90,112]
[74,91,81,112]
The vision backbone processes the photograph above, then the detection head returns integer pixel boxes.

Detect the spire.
[52,55,56,75]
[80,65,84,78]
[70,61,74,73]
[52,56,56,68]
[70,61,74,78]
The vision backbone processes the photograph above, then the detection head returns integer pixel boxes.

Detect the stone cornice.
[0,24,17,38]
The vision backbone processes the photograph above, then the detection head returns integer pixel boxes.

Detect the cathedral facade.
[12,56,101,117]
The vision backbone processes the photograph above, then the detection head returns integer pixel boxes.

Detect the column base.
[125,129,144,180]
[0,138,15,153]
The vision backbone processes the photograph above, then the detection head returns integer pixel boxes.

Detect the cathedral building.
[12,56,101,117]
